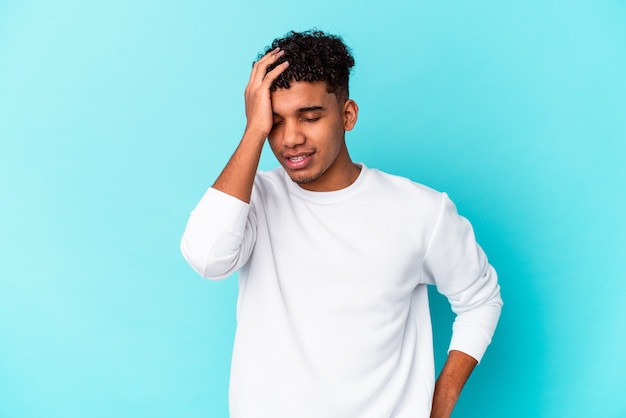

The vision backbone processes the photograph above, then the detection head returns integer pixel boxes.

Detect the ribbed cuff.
[448,323,493,363]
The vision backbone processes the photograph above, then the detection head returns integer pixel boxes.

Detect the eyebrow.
[273,106,326,117]
[297,106,325,113]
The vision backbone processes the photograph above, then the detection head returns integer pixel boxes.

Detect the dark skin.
[431,350,478,417]
[212,48,289,203]
[214,48,478,417]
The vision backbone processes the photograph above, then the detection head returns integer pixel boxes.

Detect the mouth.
[283,152,314,170]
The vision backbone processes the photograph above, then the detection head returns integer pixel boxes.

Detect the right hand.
[244,48,290,140]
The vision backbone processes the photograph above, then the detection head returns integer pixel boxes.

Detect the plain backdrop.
[1,1,625,417]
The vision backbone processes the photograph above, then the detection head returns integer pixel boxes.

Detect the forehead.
[270,81,337,115]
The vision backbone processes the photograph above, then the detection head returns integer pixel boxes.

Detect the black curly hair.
[261,30,355,101]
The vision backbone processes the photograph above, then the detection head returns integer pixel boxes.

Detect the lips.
[283,152,314,170]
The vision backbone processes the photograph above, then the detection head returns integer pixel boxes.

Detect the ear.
[343,99,359,131]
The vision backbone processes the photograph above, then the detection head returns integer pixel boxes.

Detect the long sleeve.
[422,193,503,363]
[180,187,257,280]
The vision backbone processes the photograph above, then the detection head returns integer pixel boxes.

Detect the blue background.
[1,1,625,417]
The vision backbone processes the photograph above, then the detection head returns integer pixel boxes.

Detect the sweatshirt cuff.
[448,323,493,364]
[190,187,250,236]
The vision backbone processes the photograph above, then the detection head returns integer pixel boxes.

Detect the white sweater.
[181,165,502,418]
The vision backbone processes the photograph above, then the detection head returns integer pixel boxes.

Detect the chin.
[288,171,322,186]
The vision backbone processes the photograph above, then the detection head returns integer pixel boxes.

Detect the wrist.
[243,124,270,143]
[431,385,458,418]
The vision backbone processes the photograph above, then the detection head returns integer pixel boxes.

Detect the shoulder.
[366,167,443,205]
[254,167,285,189]
[358,167,448,230]
[250,167,290,205]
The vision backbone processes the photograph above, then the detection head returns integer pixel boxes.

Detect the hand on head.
[244,48,290,140]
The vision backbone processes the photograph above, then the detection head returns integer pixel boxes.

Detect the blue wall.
[1,1,625,417]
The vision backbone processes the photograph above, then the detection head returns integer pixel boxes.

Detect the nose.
[281,120,305,148]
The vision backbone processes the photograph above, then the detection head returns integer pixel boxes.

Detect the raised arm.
[212,48,289,203]
[180,49,289,279]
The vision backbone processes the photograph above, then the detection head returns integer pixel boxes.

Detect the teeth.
[289,155,307,162]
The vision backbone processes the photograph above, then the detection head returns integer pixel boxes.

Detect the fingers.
[261,59,289,88]
[248,48,287,89]
[243,48,290,137]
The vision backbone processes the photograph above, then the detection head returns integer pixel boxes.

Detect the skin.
[212,48,289,203]
[431,350,478,417]
[268,81,359,191]
[212,48,478,417]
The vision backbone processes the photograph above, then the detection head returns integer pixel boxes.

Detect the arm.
[212,48,289,203]
[180,49,289,278]
[423,193,503,414]
[430,350,477,418]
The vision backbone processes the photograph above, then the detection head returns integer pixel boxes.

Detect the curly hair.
[260,30,355,101]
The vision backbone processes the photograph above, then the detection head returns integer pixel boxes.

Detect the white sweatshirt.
[181,164,502,418]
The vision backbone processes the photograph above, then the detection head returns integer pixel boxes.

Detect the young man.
[181,30,502,418]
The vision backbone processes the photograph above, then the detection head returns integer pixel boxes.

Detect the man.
[181,30,502,417]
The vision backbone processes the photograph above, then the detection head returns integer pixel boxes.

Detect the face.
[268,81,359,192]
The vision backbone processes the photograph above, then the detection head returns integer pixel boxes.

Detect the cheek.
[311,120,341,143]
[267,137,288,164]
[324,121,346,149]
[267,135,280,154]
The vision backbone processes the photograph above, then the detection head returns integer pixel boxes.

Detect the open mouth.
[288,155,309,162]
[284,152,314,169]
